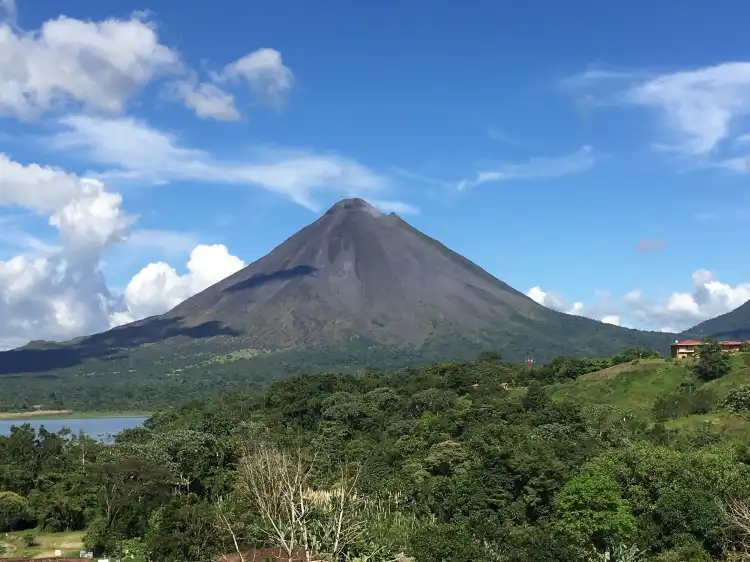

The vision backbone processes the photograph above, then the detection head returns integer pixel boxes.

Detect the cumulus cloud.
[0,13,180,119]
[526,286,585,316]
[0,6,294,123]
[0,152,245,349]
[112,244,245,325]
[458,146,596,190]
[219,48,293,107]
[529,270,750,333]
[167,80,241,122]
[169,47,294,120]
[0,154,133,347]
[624,270,750,332]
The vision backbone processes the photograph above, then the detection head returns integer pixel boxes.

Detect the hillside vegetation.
[4,344,750,560]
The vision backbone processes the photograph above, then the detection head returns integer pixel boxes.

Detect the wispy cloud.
[0,214,60,257]
[485,127,522,146]
[392,167,455,190]
[457,145,596,190]
[48,115,413,212]
[127,229,200,255]
[562,62,750,166]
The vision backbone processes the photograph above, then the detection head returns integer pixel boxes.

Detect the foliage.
[692,341,732,381]
[721,384,750,417]
[652,382,718,421]
[554,472,637,553]
[0,491,32,532]
[3,348,750,560]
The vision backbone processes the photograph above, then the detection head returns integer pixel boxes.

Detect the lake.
[0,416,149,440]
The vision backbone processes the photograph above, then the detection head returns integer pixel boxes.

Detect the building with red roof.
[670,339,750,359]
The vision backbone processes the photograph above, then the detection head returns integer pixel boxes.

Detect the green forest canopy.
[2,344,750,561]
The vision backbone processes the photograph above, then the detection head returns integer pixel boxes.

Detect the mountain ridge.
[681,300,750,340]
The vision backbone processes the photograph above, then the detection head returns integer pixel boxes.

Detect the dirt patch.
[0,410,73,419]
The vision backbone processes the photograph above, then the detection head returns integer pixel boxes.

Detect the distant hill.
[681,300,750,341]
[0,198,676,409]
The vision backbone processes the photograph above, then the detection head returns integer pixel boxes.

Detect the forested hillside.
[3,346,750,561]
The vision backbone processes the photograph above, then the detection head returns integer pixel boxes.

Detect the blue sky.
[1,0,750,346]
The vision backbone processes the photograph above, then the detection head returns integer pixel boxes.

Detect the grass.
[0,410,152,421]
[551,359,692,417]
[550,354,750,430]
[0,529,84,558]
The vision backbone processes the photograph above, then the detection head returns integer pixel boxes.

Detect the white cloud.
[112,244,244,325]
[0,0,16,24]
[0,152,247,349]
[624,269,750,332]
[458,146,595,190]
[600,315,620,326]
[0,5,298,123]
[529,270,750,333]
[526,286,585,316]
[486,127,521,146]
[368,199,419,215]
[0,13,180,119]
[564,62,750,163]
[219,48,293,107]
[0,154,133,347]
[168,80,240,122]
[126,229,200,256]
[50,115,411,212]
[626,62,750,155]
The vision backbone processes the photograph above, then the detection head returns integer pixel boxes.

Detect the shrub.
[721,384,750,416]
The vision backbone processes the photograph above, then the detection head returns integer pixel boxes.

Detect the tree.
[232,442,371,562]
[554,471,636,554]
[145,494,226,562]
[523,381,550,412]
[691,340,731,381]
[0,491,32,532]
[722,385,750,417]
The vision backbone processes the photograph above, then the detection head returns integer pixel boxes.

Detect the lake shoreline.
[0,410,152,421]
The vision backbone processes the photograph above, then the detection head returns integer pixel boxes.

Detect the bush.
[653,539,712,562]
[721,384,750,416]
[410,523,484,562]
[0,491,32,532]
[22,532,39,547]
[691,341,731,381]
[652,384,717,421]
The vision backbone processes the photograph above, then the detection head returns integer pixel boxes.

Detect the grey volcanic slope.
[681,299,750,340]
[0,197,675,375]
[162,197,545,347]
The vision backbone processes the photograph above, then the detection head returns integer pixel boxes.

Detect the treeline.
[3,348,750,560]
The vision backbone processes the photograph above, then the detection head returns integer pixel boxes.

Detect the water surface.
[0,416,148,440]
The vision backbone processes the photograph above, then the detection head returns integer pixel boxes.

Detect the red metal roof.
[671,339,750,346]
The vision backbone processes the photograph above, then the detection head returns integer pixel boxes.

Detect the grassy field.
[551,359,692,417]
[0,410,152,421]
[0,530,84,558]
[551,355,750,420]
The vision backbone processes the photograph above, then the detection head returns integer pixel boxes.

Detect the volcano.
[0,198,674,377]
